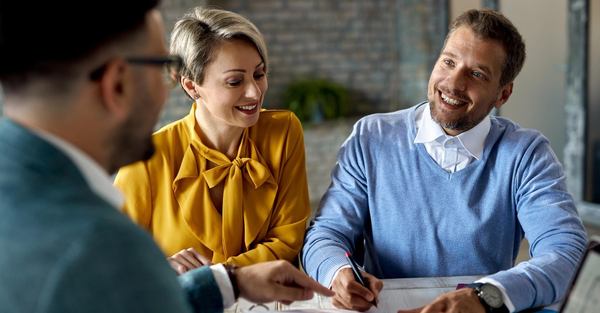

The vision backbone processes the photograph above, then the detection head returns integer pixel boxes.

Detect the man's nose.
[446,68,467,92]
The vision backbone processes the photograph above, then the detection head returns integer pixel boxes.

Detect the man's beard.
[430,110,476,133]
[107,119,156,175]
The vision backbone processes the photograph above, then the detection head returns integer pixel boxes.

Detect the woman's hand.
[167,247,211,274]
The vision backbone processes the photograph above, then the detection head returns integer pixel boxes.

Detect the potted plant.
[282,79,350,123]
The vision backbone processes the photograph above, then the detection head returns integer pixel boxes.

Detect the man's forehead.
[443,27,506,74]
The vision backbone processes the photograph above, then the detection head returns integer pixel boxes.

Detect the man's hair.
[446,9,526,86]
[0,0,160,92]
[170,7,268,86]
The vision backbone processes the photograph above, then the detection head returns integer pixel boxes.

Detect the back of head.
[170,7,268,85]
[447,9,526,86]
[0,0,160,94]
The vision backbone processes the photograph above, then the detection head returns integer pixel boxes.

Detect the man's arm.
[302,119,384,311]
[484,137,587,310]
[302,120,370,286]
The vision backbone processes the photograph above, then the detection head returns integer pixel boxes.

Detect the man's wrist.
[459,283,508,313]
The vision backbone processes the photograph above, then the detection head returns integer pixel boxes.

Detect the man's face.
[427,26,513,136]
[110,10,168,173]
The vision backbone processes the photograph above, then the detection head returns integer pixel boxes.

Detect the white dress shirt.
[414,103,490,173]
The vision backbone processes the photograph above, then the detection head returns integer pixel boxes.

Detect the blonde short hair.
[170,7,268,84]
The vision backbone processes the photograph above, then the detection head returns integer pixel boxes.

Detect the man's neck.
[4,101,111,172]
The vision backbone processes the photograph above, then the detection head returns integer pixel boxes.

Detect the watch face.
[480,284,504,308]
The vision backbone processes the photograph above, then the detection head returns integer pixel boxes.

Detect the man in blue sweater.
[0,1,332,313]
[302,9,587,313]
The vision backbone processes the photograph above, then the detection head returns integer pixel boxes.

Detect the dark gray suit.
[0,118,223,313]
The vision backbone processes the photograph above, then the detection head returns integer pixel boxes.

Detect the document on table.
[232,275,481,313]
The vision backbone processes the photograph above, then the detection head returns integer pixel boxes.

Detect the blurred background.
[1,0,598,239]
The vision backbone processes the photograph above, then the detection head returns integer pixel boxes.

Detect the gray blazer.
[0,118,223,313]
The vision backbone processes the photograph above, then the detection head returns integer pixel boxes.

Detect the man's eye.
[443,59,454,67]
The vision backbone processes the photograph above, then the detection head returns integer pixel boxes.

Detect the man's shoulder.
[491,116,549,147]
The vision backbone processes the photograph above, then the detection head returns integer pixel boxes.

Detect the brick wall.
[198,0,447,114]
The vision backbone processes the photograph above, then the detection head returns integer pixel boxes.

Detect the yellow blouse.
[114,104,311,266]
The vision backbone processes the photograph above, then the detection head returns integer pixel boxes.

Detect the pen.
[345,251,378,308]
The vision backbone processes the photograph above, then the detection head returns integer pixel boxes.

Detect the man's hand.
[167,248,211,274]
[330,267,383,311]
[397,288,485,313]
[236,260,335,305]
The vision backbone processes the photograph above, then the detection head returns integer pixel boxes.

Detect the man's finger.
[286,267,334,297]
[272,285,314,303]
[397,307,423,313]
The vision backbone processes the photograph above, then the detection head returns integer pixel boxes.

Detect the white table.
[225,275,481,313]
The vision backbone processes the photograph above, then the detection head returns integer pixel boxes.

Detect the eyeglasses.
[89,55,183,88]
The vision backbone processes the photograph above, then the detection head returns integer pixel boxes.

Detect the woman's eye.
[254,72,265,80]
[227,80,242,87]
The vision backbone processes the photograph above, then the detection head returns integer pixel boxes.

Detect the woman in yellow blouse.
[114,7,310,274]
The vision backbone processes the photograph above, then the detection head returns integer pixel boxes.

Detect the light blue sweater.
[302,103,587,311]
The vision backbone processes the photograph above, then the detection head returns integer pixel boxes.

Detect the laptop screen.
[560,235,600,313]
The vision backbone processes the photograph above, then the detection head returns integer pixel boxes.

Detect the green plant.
[282,79,350,123]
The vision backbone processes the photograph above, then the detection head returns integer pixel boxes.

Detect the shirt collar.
[32,129,124,209]
[414,103,491,160]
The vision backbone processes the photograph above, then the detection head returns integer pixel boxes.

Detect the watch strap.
[224,264,240,300]
[458,283,509,313]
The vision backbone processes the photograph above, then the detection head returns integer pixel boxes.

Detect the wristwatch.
[466,283,509,313]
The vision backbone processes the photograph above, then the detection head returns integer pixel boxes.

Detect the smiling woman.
[114,7,311,274]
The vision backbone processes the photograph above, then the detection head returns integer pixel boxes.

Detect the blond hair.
[170,7,268,84]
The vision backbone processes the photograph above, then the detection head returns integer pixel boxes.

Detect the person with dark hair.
[0,1,332,313]
[302,9,587,313]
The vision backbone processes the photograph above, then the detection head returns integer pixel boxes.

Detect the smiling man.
[302,9,587,313]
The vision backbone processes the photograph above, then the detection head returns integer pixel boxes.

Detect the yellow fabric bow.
[196,130,274,258]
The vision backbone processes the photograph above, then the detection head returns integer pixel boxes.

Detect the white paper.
[237,275,481,313]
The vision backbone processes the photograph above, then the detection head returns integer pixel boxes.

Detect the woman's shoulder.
[249,109,303,146]
[255,109,302,132]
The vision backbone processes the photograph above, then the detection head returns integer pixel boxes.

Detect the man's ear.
[98,58,133,121]
[180,76,199,100]
[494,82,513,109]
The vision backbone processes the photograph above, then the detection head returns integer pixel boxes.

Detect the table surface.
[225,275,486,313]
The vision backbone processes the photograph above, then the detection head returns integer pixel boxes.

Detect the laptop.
[559,235,600,313]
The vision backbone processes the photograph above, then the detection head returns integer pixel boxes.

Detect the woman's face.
[195,39,267,130]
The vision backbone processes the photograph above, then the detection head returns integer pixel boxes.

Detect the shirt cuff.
[210,264,236,308]
[476,277,516,313]
[328,265,351,288]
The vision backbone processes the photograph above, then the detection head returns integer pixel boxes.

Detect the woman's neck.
[194,107,244,160]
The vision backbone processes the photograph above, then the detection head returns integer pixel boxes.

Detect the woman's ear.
[181,76,199,100]
[98,58,134,121]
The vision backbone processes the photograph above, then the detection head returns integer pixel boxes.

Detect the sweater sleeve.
[302,119,370,285]
[485,135,587,311]
[226,113,311,265]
